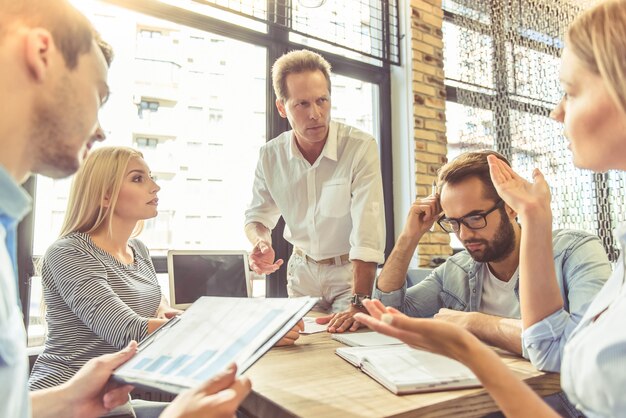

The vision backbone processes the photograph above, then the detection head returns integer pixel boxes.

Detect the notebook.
[336,344,481,395]
[332,331,403,347]
[167,250,251,309]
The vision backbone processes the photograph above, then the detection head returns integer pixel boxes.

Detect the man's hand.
[433,309,476,330]
[55,342,138,418]
[249,240,283,275]
[316,306,367,333]
[275,320,304,346]
[160,364,251,418]
[403,194,442,238]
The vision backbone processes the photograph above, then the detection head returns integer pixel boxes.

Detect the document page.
[113,296,316,393]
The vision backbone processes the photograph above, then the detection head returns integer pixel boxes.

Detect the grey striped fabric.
[29,232,161,390]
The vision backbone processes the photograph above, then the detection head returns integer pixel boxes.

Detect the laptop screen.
[168,251,250,309]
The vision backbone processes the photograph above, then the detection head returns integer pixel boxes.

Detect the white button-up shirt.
[551,224,626,417]
[524,226,626,417]
[245,120,385,263]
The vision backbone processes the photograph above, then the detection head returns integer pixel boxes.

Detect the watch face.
[351,294,370,307]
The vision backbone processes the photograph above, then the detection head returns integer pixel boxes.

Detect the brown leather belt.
[293,247,350,266]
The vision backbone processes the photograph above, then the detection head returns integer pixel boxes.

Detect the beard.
[463,210,516,263]
[30,73,87,179]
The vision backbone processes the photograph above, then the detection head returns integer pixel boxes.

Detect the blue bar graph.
[193,309,282,381]
[132,357,152,371]
[177,349,217,377]
[161,354,192,375]
[145,355,172,372]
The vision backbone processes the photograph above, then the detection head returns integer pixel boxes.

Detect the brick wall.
[410,0,452,267]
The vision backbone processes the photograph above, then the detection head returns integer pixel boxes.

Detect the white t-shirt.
[479,264,520,318]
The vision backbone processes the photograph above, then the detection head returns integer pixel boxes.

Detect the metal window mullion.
[593,173,618,262]
[490,0,512,160]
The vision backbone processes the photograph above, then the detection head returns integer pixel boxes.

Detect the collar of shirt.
[0,165,31,223]
[288,120,339,166]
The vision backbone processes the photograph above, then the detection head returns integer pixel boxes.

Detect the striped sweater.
[28,232,161,390]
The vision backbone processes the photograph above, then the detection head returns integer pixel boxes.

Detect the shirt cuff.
[522,309,570,347]
[372,278,407,309]
[244,215,276,231]
[349,246,385,264]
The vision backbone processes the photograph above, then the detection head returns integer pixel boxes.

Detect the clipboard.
[113,296,317,394]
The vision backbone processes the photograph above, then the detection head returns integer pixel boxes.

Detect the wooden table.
[240,331,561,418]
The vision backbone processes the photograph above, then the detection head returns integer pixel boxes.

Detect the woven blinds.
[442,0,622,261]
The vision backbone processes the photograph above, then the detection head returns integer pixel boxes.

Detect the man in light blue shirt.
[0,1,250,417]
[373,150,611,370]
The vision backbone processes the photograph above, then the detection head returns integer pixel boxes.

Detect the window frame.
[443,3,616,259]
[17,0,397,325]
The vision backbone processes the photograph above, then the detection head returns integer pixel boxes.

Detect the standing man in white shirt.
[245,49,386,333]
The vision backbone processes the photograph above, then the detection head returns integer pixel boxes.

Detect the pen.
[430,181,437,232]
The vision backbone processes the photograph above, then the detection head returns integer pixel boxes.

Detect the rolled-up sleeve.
[348,139,385,264]
[523,234,611,371]
[373,271,443,318]
[244,147,282,230]
[44,245,148,350]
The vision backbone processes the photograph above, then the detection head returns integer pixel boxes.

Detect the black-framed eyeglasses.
[437,200,505,233]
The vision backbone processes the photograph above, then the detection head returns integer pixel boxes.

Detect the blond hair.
[59,146,145,239]
[271,49,332,102]
[567,0,626,114]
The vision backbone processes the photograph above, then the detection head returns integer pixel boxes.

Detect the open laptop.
[167,250,251,310]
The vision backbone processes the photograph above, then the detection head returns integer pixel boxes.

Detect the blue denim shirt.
[373,229,611,367]
[0,166,32,418]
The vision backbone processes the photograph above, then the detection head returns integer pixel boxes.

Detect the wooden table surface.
[240,330,561,418]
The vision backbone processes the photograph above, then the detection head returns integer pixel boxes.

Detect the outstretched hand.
[249,241,283,275]
[487,155,552,221]
[354,299,479,362]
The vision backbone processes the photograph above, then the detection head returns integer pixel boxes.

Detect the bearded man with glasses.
[372,150,610,370]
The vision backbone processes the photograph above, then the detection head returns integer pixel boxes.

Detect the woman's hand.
[354,299,480,362]
[487,155,552,223]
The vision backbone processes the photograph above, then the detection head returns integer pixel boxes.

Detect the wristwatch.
[350,293,371,308]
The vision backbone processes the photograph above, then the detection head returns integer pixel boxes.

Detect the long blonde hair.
[567,0,626,114]
[59,146,145,238]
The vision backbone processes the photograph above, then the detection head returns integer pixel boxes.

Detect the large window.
[441,0,622,258]
[21,0,398,345]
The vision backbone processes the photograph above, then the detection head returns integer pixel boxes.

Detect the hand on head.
[404,195,442,237]
[160,364,252,418]
[249,241,283,274]
[486,155,552,221]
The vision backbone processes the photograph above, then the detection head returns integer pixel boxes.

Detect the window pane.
[330,74,379,138]
[34,1,267,257]
[289,0,395,65]
[443,21,494,92]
